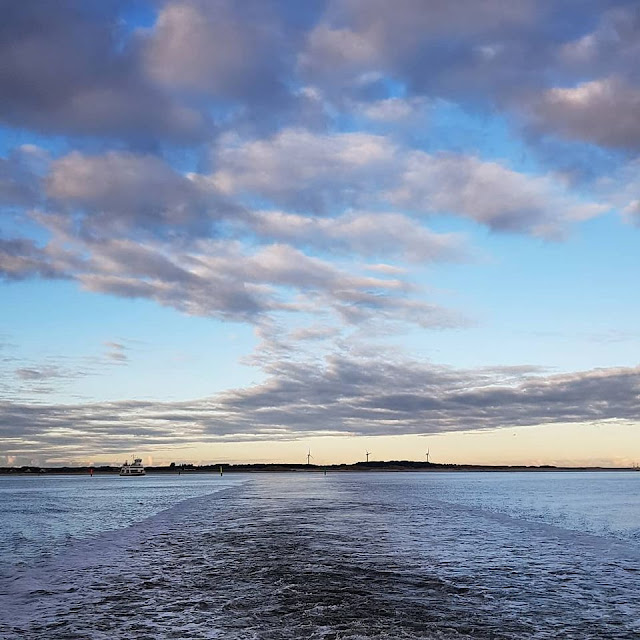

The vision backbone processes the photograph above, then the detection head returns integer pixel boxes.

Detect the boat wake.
[1,474,639,639]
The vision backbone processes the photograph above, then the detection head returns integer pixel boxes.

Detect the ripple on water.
[1,473,639,639]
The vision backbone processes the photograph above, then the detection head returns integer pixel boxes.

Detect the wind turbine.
[366,450,371,462]
[307,449,313,465]
[425,449,430,463]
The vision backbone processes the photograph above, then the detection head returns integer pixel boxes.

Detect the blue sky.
[0,0,638,466]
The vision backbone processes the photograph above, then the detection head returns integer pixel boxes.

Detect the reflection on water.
[1,472,639,638]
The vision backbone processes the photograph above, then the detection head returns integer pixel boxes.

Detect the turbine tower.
[425,449,430,463]
[307,449,313,465]
[366,450,371,462]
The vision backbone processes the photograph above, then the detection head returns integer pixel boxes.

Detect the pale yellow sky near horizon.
[74,420,640,469]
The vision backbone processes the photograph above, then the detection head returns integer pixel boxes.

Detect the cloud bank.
[2,355,638,460]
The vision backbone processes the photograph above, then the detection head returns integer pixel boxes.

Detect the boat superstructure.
[119,457,146,476]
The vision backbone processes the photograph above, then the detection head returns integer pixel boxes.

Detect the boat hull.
[119,457,146,476]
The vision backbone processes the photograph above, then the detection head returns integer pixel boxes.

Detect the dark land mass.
[1,461,638,475]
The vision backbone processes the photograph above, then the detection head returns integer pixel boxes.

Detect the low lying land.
[1,461,638,474]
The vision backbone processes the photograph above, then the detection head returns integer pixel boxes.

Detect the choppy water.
[0,471,639,639]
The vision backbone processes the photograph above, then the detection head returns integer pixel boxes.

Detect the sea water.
[0,473,246,566]
[0,471,638,638]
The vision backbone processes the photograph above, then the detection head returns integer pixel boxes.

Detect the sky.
[0,0,639,467]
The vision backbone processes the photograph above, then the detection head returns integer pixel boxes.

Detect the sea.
[0,471,638,639]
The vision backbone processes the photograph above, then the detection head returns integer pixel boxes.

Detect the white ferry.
[119,457,146,476]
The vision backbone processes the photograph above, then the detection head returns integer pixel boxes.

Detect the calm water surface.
[0,473,245,566]
[0,471,638,638]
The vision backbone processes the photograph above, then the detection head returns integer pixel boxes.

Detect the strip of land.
[1,461,638,474]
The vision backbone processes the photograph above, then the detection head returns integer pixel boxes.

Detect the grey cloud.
[213,129,398,213]
[235,243,403,293]
[86,239,193,283]
[144,1,290,103]
[589,157,640,225]
[46,150,238,237]
[302,0,538,79]
[289,326,341,341]
[1,341,164,402]
[0,238,66,280]
[71,240,333,322]
[219,356,640,436]
[0,0,335,147]
[334,0,538,37]
[366,264,407,275]
[531,77,640,151]
[0,0,212,143]
[245,210,468,263]
[1,222,460,327]
[559,6,640,82]
[0,146,48,208]
[1,356,637,458]
[389,151,608,236]
[104,342,128,364]
[0,1,207,144]
[5,359,94,400]
[358,96,430,124]
[225,244,461,328]
[0,0,635,157]
[15,366,64,381]
[0,231,277,321]
[303,0,640,154]
[0,123,606,329]
[213,129,607,237]
[79,272,268,321]
[139,0,328,137]
[329,293,461,330]
[300,0,551,105]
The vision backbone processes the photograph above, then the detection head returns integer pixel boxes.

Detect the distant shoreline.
[1,461,638,475]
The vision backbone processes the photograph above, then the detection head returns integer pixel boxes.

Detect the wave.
[2,474,639,639]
